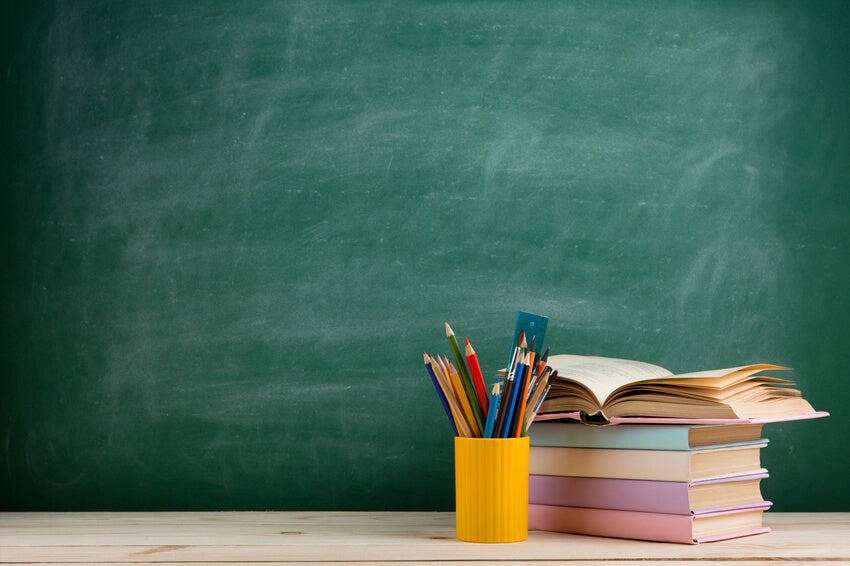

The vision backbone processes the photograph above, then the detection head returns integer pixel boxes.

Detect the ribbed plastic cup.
[454,436,529,543]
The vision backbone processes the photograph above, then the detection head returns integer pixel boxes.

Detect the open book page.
[547,355,673,407]
[649,365,789,389]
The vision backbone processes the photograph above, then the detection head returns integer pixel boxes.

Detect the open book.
[538,355,818,424]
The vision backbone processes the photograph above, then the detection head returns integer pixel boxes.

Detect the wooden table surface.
[1,512,848,565]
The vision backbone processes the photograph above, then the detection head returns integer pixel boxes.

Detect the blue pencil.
[485,342,522,438]
[499,353,527,438]
[425,353,458,436]
[482,379,503,438]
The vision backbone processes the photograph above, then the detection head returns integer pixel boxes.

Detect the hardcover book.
[529,421,765,450]
[529,503,771,544]
[529,473,768,514]
[529,443,766,482]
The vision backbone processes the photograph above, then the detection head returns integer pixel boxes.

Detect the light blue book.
[528,421,767,451]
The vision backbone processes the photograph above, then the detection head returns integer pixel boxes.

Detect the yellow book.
[529,443,766,482]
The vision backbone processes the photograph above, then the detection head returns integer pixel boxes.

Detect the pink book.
[529,503,772,544]
[529,473,770,515]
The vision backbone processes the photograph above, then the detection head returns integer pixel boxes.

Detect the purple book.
[529,473,769,515]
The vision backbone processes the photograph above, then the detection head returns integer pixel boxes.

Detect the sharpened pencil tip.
[445,321,454,336]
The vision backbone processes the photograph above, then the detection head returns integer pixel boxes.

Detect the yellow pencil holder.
[454,436,529,543]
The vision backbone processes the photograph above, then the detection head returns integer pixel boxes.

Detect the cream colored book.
[539,354,816,423]
[529,443,767,482]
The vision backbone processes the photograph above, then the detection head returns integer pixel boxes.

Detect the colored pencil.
[486,378,503,432]
[499,351,526,438]
[464,337,489,417]
[512,340,536,437]
[498,332,527,437]
[522,366,553,435]
[484,331,523,437]
[523,383,551,433]
[492,341,522,438]
[482,372,506,439]
[444,356,482,438]
[525,371,558,434]
[424,353,458,436]
[445,322,485,432]
[429,354,474,438]
[528,346,549,393]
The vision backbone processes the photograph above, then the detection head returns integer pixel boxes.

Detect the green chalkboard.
[2,1,848,511]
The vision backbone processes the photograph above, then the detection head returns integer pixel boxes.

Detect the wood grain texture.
[1,512,848,564]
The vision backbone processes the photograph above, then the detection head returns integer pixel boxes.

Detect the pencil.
[444,356,482,438]
[512,340,536,437]
[429,354,474,438]
[482,370,506,438]
[492,341,522,438]
[445,322,485,432]
[487,379,503,426]
[483,332,522,438]
[424,353,458,436]
[523,383,551,434]
[464,337,489,417]
[522,366,552,435]
[528,346,549,394]
[499,351,526,438]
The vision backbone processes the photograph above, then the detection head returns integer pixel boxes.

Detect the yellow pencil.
[443,356,482,438]
[429,354,474,438]
[523,368,554,435]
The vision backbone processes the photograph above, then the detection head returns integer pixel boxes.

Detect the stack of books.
[527,354,827,544]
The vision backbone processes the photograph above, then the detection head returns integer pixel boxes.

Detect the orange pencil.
[522,366,552,435]
[525,370,557,434]
[425,354,472,437]
[464,338,489,417]
[513,341,535,437]
[442,356,482,438]
[429,356,475,438]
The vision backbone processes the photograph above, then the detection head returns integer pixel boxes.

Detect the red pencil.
[464,337,489,417]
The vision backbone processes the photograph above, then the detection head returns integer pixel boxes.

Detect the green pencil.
[445,322,485,432]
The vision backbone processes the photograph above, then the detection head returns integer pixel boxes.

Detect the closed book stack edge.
[527,422,773,544]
